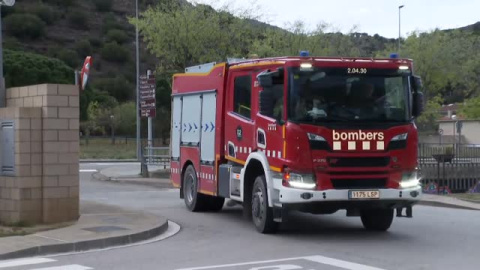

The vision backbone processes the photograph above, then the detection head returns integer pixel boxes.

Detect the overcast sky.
[191,0,479,38]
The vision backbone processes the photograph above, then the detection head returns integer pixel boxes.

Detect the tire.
[360,208,394,231]
[183,165,208,212]
[251,175,279,234]
[207,197,225,212]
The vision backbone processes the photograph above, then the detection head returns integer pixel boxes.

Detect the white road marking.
[31,265,92,270]
[0,258,55,268]
[176,255,385,270]
[79,169,97,172]
[304,255,385,270]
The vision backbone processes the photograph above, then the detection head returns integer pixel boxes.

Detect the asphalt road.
[5,163,479,270]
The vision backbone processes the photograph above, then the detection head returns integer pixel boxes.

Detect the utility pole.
[398,5,404,52]
[135,0,141,162]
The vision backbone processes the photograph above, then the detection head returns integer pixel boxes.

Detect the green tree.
[416,96,443,133]
[460,97,480,119]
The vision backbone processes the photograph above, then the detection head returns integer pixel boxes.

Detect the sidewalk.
[419,194,480,211]
[0,201,169,260]
[92,163,173,189]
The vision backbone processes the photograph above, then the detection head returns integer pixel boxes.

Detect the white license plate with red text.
[349,190,380,199]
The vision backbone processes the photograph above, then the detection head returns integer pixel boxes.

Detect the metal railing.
[143,146,170,168]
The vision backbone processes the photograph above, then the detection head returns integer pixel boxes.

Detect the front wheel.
[360,208,394,231]
[251,175,278,234]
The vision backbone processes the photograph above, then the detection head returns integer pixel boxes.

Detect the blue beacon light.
[390,53,399,59]
[300,51,310,57]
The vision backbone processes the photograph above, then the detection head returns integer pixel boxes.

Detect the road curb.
[0,218,169,260]
[92,172,173,189]
[418,200,480,211]
[80,159,138,163]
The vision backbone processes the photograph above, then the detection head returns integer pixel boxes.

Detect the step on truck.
[170,52,424,233]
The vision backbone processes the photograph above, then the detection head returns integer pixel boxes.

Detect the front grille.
[327,157,390,167]
[331,178,387,189]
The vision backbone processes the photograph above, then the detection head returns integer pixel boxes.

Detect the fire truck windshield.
[288,67,411,123]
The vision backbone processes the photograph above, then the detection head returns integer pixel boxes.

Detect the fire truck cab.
[170,53,424,233]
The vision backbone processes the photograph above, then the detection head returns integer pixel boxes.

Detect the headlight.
[307,133,326,141]
[392,133,408,141]
[284,171,316,189]
[400,170,421,188]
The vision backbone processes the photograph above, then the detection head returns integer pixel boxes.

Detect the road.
[4,162,479,270]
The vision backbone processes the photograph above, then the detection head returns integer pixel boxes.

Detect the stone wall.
[0,84,79,224]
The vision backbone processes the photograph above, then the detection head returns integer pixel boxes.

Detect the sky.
[190,0,480,38]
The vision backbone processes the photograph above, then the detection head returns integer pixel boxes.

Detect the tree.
[460,97,480,119]
[132,2,260,72]
[416,96,443,133]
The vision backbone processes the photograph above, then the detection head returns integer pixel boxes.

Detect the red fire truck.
[170,52,424,233]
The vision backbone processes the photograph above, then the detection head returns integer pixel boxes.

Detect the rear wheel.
[183,165,208,212]
[251,175,278,234]
[360,208,394,231]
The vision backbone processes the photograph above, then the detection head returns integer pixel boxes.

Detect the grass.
[448,193,480,203]
[80,137,137,159]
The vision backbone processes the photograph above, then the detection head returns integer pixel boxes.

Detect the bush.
[31,4,59,25]
[93,0,113,12]
[56,49,80,68]
[4,14,46,39]
[102,13,124,34]
[106,29,129,44]
[89,37,103,48]
[4,49,73,88]
[68,11,89,29]
[75,40,92,58]
[101,42,129,63]
[92,76,134,102]
[43,0,75,7]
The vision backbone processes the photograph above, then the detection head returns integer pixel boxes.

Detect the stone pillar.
[0,84,79,224]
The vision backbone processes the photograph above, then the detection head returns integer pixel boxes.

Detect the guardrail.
[143,147,170,168]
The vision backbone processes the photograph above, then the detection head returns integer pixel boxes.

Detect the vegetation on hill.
[2,0,479,140]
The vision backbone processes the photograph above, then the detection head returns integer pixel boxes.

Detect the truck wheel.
[183,165,207,212]
[207,197,225,212]
[360,209,394,231]
[251,175,278,234]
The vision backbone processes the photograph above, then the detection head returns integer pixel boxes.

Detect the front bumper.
[272,178,421,207]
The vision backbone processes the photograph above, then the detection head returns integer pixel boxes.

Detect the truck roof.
[178,56,413,77]
[227,56,413,68]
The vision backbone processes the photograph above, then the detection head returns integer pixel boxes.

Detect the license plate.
[349,190,380,199]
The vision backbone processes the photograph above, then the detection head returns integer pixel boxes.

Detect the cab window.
[233,75,252,119]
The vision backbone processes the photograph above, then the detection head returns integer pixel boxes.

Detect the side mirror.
[411,75,424,117]
[257,72,273,88]
[411,76,423,92]
[257,68,284,88]
[413,91,424,117]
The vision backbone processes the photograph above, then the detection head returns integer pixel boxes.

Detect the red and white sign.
[80,56,92,91]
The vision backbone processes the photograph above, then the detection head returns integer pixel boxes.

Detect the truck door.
[254,70,286,171]
[224,71,255,164]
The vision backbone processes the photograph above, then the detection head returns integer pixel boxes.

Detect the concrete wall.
[0,84,79,224]
[439,120,480,144]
